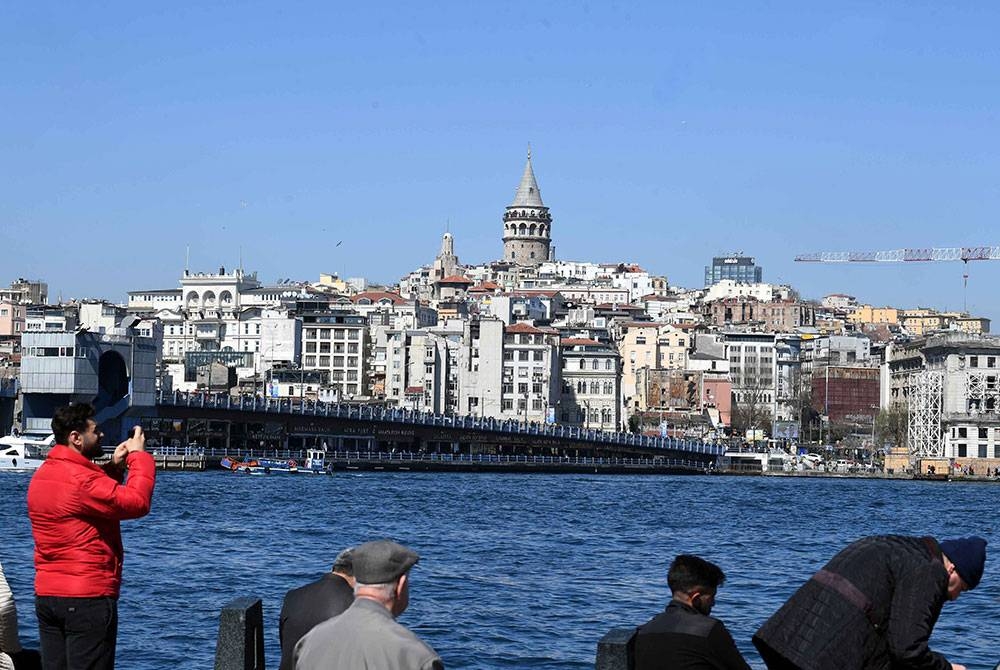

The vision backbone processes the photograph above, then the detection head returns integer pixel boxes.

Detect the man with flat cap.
[278,547,356,670]
[293,539,443,670]
[753,535,987,670]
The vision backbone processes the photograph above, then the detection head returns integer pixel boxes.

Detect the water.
[1,471,997,669]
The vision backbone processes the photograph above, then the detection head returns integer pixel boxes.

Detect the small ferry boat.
[0,435,50,472]
[300,448,331,474]
[220,456,299,474]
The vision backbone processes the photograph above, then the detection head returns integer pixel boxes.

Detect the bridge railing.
[158,390,725,456]
[206,447,710,470]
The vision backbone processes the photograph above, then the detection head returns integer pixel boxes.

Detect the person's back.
[634,554,749,670]
[753,535,986,670]
[292,539,443,670]
[278,549,355,670]
[635,600,748,670]
[294,598,441,670]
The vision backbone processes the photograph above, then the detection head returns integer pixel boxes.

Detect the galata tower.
[502,149,552,266]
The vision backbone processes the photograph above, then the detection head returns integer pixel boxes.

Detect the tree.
[731,386,773,439]
[627,414,642,434]
[875,403,908,451]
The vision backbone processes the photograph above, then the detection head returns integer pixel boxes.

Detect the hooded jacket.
[27,445,156,599]
[753,535,951,670]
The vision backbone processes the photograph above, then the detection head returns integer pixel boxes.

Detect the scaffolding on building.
[907,371,943,458]
[966,372,1000,413]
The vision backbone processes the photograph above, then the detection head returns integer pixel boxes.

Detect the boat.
[0,435,51,472]
[301,448,331,474]
[220,456,299,474]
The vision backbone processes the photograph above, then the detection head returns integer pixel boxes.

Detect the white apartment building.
[300,310,367,399]
[723,332,779,419]
[501,323,560,422]
[704,280,792,304]
[559,338,621,429]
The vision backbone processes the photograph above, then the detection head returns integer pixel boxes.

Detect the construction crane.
[795,246,1000,312]
[795,247,1000,263]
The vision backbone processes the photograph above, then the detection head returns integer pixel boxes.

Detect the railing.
[157,390,726,456]
[203,447,711,470]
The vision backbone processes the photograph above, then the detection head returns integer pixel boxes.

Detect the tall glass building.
[704,254,763,286]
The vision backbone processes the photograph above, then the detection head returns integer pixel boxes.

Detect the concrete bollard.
[215,596,266,670]
[595,627,636,670]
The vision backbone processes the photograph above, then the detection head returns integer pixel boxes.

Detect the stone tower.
[432,232,459,281]
[502,149,552,266]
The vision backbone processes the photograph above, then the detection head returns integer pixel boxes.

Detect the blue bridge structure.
[147,390,724,473]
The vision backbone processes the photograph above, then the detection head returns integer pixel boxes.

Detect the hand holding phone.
[126,426,146,453]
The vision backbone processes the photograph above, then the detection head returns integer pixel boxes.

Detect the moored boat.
[301,448,331,474]
[220,456,299,474]
[0,435,51,472]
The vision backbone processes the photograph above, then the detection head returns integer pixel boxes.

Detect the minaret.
[502,147,552,266]
[432,231,459,281]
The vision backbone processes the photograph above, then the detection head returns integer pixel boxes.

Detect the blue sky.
[3,2,1000,321]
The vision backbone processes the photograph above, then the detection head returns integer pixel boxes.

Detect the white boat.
[302,448,331,474]
[0,435,51,472]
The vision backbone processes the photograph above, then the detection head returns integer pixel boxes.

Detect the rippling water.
[1,472,997,669]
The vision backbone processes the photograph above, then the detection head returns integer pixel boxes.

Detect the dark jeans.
[35,596,118,670]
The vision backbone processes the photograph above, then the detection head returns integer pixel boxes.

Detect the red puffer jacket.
[27,445,156,598]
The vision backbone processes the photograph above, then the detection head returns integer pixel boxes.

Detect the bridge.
[147,390,724,473]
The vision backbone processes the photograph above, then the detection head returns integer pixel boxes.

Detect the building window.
[970,356,979,368]
[979,444,988,458]
[957,444,967,457]
[502,399,513,410]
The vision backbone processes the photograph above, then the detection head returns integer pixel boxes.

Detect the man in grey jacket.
[293,539,442,670]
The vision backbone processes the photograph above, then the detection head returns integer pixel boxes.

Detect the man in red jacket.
[27,403,156,670]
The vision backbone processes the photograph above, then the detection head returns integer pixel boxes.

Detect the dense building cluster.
[0,154,997,468]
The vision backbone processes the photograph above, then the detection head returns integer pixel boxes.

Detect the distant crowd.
[0,402,989,669]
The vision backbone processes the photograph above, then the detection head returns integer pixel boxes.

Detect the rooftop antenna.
[527,142,532,161]
[185,245,190,273]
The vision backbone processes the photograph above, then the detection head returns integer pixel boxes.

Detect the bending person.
[753,535,986,670]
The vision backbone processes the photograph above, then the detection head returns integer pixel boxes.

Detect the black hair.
[667,554,726,594]
[51,403,96,445]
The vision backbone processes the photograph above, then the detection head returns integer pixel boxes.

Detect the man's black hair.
[51,403,96,445]
[667,554,726,594]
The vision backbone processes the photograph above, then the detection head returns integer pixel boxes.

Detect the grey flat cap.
[353,540,420,583]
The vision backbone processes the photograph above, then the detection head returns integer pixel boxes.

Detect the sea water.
[1,472,996,668]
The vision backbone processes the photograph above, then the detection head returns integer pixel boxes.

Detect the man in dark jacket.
[278,547,355,670]
[753,535,987,670]
[634,554,751,669]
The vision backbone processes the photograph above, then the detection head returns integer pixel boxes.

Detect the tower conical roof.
[510,150,545,208]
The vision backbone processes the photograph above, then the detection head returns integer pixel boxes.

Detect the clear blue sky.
[3,3,1000,321]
